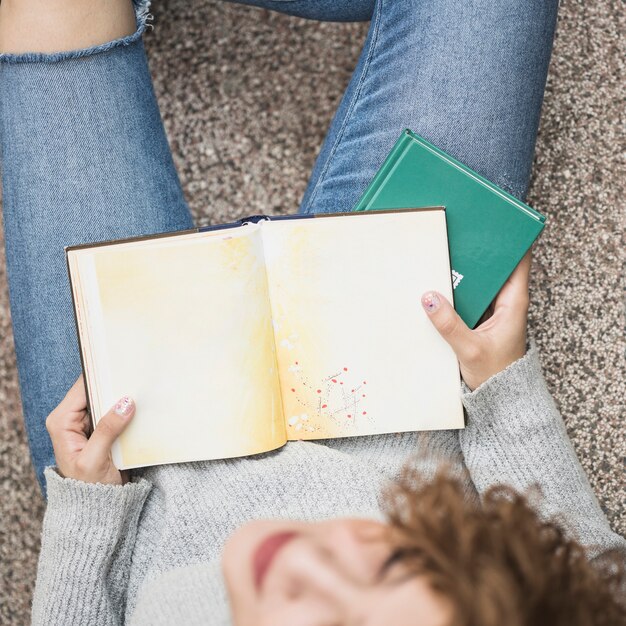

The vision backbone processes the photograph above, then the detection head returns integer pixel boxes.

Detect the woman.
[0,0,623,624]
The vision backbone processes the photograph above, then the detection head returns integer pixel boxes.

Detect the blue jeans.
[0,0,558,493]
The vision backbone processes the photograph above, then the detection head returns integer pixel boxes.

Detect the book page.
[68,225,285,469]
[261,210,463,440]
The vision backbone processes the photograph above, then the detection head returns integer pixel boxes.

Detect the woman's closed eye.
[376,548,418,585]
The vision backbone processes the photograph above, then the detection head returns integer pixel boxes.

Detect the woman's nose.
[276,536,365,606]
[319,519,389,577]
[274,521,387,601]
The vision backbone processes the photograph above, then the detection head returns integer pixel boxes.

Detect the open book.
[66,208,464,469]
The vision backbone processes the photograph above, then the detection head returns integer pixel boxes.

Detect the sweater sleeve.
[458,343,625,559]
[32,468,152,626]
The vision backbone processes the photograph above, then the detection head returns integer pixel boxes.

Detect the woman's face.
[222,518,450,626]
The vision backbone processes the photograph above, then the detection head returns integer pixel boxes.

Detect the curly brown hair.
[383,470,625,626]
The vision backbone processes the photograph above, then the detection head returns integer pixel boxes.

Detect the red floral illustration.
[287,360,371,433]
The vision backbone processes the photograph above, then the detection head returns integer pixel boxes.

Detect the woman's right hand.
[45,375,135,485]
[421,252,531,391]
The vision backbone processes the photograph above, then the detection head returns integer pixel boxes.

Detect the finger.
[47,375,87,423]
[494,252,532,314]
[506,250,532,291]
[61,408,90,434]
[81,411,92,435]
[63,374,87,407]
[48,409,91,468]
[46,376,89,436]
[81,396,135,467]
[421,291,479,363]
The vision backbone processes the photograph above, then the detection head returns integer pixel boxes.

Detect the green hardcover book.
[354,129,545,328]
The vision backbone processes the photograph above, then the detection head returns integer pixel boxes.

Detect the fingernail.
[421,292,441,313]
[114,396,134,418]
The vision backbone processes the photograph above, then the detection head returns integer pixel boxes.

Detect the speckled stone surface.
[0,1,624,622]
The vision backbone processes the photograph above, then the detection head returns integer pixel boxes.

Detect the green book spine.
[354,130,545,328]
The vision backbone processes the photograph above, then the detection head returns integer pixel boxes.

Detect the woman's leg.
[0,0,194,493]
[294,0,559,211]
[220,0,557,205]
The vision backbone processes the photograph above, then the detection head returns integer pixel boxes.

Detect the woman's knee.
[0,0,137,54]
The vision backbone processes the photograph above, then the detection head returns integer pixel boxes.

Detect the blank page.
[261,209,464,440]
[68,225,285,469]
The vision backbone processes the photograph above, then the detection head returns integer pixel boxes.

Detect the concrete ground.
[1,0,624,622]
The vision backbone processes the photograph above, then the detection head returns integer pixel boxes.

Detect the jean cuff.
[0,0,151,64]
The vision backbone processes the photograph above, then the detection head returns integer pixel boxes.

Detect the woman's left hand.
[421,251,531,391]
[45,375,135,485]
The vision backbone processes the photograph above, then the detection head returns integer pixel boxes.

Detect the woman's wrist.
[461,341,534,397]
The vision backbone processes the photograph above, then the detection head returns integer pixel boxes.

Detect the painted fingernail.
[114,396,134,417]
[421,292,441,313]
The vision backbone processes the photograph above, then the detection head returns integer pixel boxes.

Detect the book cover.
[354,130,545,328]
[66,208,464,469]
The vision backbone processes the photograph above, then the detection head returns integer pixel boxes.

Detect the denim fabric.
[0,0,558,493]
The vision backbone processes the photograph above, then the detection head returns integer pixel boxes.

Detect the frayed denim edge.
[0,0,152,64]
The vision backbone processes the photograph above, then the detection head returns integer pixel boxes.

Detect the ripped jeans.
[0,0,558,493]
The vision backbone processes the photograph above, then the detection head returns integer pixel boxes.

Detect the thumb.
[82,396,135,466]
[421,292,478,363]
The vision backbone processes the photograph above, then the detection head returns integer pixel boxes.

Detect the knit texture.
[31,346,626,625]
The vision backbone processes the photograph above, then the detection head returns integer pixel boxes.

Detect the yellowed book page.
[261,211,464,440]
[70,226,285,469]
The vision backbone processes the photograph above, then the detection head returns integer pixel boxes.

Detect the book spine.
[353,130,414,212]
[197,214,314,231]
[269,214,316,222]
[197,221,241,232]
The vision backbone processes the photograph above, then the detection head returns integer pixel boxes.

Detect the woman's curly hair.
[383,469,625,626]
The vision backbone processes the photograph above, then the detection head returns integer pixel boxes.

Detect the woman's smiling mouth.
[252,531,298,591]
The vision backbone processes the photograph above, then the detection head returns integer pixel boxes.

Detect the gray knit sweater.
[31,346,626,625]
